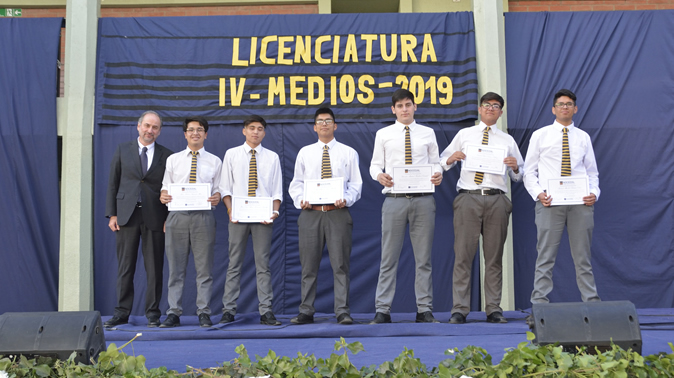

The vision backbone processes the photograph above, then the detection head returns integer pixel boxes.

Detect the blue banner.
[95,12,477,126]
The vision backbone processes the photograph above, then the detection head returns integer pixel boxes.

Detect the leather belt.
[459,188,504,196]
[386,193,433,198]
[310,204,338,212]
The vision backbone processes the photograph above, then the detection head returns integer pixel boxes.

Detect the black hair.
[244,115,267,128]
[554,89,576,106]
[391,88,415,106]
[314,107,336,123]
[480,92,504,108]
[183,116,209,132]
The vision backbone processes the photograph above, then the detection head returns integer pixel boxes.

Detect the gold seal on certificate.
[548,176,590,206]
[231,196,273,223]
[391,165,435,193]
[463,144,507,175]
[303,177,344,204]
[168,183,212,211]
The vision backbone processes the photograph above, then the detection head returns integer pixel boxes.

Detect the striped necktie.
[404,126,412,165]
[561,127,571,176]
[474,126,490,185]
[189,150,198,183]
[321,145,332,179]
[248,149,258,197]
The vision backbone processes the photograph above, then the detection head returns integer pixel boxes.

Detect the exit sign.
[0,9,22,17]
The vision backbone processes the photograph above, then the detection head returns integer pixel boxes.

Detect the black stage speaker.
[528,301,641,354]
[0,311,106,364]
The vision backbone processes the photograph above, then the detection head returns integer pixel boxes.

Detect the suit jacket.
[106,140,172,231]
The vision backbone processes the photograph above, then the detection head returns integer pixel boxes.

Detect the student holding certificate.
[523,89,601,304]
[219,115,283,326]
[440,92,524,325]
[369,88,443,324]
[159,116,222,328]
[288,107,363,325]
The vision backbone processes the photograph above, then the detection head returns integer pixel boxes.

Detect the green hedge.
[1,333,673,377]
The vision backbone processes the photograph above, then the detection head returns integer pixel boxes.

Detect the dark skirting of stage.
[103,309,674,373]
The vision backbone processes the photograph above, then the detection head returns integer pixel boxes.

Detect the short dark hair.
[138,110,162,127]
[480,92,504,108]
[314,107,335,123]
[244,115,267,128]
[392,88,415,106]
[183,116,209,132]
[554,89,576,106]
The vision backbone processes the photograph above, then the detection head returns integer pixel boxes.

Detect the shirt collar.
[394,120,417,132]
[185,146,205,155]
[478,121,495,133]
[318,138,337,149]
[553,120,575,131]
[137,139,155,151]
[243,142,262,154]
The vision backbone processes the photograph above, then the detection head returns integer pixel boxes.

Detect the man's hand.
[538,192,552,207]
[377,173,394,187]
[431,172,443,186]
[583,193,597,206]
[504,157,519,173]
[108,216,120,232]
[208,192,221,207]
[446,151,465,165]
[262,211,279,225]
[300,200,313,210]
[160,190,172,204]
[334,199,346,209]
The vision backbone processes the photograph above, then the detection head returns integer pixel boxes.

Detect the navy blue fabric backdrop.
[0,18,62,313]
[505,10,674,309]
[93,12,479,317]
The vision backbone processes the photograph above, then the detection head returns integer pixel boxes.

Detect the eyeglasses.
[481,103,502,110]
[555,102,575,108]
[186,128,205,134]
[315,119,334,126]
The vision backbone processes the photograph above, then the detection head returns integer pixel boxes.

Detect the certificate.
[547,176,590,206]
[463,144,506,175]
[231,196,273,223]
[168,183,211,211]
[304,177,344,204]
[391,165,435,193]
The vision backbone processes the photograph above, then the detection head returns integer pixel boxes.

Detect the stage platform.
[102,309,674,373]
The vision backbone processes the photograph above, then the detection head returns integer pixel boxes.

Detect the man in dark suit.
[105,110,173,328]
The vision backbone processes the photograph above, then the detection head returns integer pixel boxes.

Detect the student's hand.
[538,192,552,207]
[334,199,346,209]
[583,193,596,206]
[504,157,519,173]
[377,173,394,187]
[446,151,465,165]
[208,193,221,207]
[431,172,443,186]
[300,200,313,210]
[160,190,172,204]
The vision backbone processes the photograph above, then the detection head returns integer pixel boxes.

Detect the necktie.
[321,145,332,179]
[248,150,258,197]
[404,126,412,165]
[189,151,198,183]
[474,126,490,185]
[140,146,148,175]
[561,127,571,176]
[139,146,148,203]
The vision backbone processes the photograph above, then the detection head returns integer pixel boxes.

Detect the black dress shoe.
[199,313,212,327]
[104,316,128,328]
[449,312,466,324]
[337,313,353,325]
[147,317,160,328]
[290,313,314,324]
[370,312,392,324]
[260,312,281,326]
[416,311,440,323]
[486,311,508,323]
[160,314,180,328]
[219,312,235,324]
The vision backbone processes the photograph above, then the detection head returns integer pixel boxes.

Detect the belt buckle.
[405,193,414,199]
[321,205,327,212]
[481,188,489,196]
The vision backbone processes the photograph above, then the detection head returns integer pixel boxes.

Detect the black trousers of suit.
[114,206,165,319]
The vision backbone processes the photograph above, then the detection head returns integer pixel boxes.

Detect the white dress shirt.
[523,121,600,201]
[440,121,524,193]
[161,146,222,196]
[369,120,442,194]
[289,138,363,209]
[220,142,283,201]
[138,139,155,170]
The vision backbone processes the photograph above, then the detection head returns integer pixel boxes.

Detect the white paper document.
[463,144,507,175]
[231,196,273,223]
[168,183,212,211]
[547,176,590,206]
[391,165,435,193]
[303,177,345,204]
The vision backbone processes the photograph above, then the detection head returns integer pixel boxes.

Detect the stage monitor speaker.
[0,311,106,364]
[529,301,641,354]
